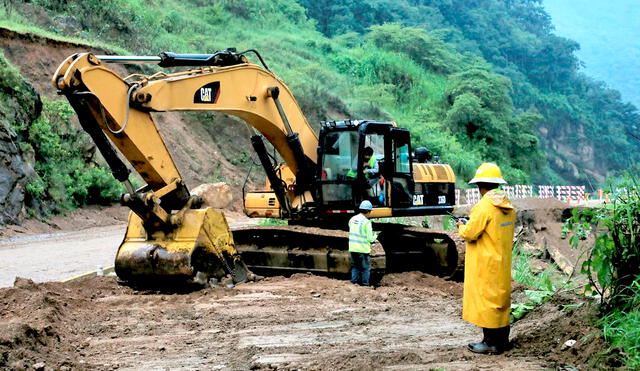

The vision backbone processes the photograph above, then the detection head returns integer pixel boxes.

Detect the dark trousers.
[350,252,370,286]
[483,326,510,348]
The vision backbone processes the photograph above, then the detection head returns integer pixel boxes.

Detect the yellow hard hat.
[468,162,507,184]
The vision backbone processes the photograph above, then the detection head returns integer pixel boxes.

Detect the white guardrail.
[455,185,591,206]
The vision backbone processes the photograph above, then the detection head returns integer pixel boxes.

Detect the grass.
[0,17,129,55]
[601,307,640,369]
[258,218,287,226]
[511,244,559,290]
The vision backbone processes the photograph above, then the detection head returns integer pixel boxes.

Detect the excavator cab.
[316,120,454,218]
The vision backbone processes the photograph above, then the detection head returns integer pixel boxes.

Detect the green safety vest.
[365,155,377,179]
[347,154,376,179]
[348,213,375,253]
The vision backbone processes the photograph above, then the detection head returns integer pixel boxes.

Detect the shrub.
[20,98,122,212]
[566,170,640,367]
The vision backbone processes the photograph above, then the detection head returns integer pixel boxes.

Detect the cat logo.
[200,88,213,102]
[412,194,424,206]
[193,81,220,104]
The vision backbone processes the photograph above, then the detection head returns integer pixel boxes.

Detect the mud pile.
[511,294,623,370]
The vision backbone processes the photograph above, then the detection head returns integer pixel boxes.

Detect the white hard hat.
[359,200,373,211]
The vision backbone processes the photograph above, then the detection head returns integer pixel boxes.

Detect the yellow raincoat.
[458,189,516,328]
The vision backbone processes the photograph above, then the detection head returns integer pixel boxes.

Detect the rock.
[10,361,26,369]
[13,277,37,289]
[54,15,82,33]
[546,242,575,275]
[561,339,577,351]
[0,123,28,224]
[191,182,233,209]
[208,277,220,288]
[222,276,235,288]
[0,53,41,224]
[32,362,46,370]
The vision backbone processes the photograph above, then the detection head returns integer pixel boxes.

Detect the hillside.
[0,0,638,221]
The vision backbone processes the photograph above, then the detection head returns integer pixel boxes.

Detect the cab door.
[388,128,415,208]
[316,129,359,210]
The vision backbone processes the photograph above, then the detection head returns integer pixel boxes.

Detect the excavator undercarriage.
[232,223,465,282]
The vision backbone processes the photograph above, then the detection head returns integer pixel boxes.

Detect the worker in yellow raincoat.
[457,163,516,354]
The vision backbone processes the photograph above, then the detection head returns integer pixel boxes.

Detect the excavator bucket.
[115,208,251,284]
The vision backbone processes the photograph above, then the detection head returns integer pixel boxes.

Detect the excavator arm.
[53,50,318,220]
[52,49,318,283]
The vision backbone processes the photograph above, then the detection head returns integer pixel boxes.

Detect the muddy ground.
[0,273,616,371]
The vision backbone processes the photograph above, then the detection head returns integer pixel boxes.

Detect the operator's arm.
[457,202,490,242]
[364,159,379,175]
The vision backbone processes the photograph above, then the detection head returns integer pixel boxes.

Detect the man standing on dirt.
[349,200,376,286]
[456,163,516,354]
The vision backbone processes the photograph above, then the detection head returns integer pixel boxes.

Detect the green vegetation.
[16,98,123,213]
[298,0,640,184]
[258,218,288,226]
[510,243,561,322]
[1,50,120,215]
[565,170,640,367]
[0,49,39,134]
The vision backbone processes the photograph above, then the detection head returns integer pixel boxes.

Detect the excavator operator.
[362,147,383,204]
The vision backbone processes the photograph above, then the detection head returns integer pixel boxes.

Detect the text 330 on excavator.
[52,48,464,285]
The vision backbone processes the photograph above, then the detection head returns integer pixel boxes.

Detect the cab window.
[395,142,410,173]
[321,131,358,180]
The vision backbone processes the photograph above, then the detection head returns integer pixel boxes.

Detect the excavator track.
[231,224,465,281]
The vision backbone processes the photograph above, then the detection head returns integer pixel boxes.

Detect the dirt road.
[0,225,124,287]
[0,197,614,370]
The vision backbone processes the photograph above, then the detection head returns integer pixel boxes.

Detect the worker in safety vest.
[347,146,378,179]
[348,200,376,286]
[362,147,378,178]
[457,163,516,354]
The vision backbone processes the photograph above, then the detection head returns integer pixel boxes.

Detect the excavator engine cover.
[115,208,250,284]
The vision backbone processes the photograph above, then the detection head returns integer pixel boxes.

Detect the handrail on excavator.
[95,49,271,70]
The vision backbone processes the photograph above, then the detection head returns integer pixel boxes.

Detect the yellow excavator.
[52,49,463,285]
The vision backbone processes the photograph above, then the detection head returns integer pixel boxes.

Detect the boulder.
[190,182,233,209]
[0,52,41,224]
[0,122,27,224]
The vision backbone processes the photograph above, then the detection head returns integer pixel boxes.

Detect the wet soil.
[456,197,588,275]
[0,273,613,371]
